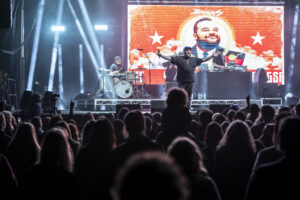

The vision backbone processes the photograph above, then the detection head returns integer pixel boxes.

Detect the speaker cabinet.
[0,0,12,28]
[151,100,165,113]
[209,104,229,113]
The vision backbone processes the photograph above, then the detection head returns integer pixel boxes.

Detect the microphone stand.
[138,49,153,85]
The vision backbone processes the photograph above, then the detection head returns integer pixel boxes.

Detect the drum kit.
[96,68,151,99]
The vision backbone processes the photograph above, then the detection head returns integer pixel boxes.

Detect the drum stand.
[96,69,114,98]
[132,71,151,99]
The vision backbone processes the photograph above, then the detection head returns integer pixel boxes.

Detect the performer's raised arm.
[203,51,219,62]
[156,50,171,61]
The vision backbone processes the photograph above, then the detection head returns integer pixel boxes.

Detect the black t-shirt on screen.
[213,54,225,68]
[171,56,203,82]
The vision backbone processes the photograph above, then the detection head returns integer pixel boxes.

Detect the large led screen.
[128,5,284,85]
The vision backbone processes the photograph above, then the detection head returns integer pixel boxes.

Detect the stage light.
[48,0,65,92]
[26,0,46,91]
[285,93,300,106]
[94,25,108,31]
[285,92,293,99]
[51,25,65,32]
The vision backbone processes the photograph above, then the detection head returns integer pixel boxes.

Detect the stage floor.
[72,98,283,113]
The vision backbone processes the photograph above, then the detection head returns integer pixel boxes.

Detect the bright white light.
[94,25,108,31]
[26,0,46,91]
[51,25,65,32]
[285,92,293,99]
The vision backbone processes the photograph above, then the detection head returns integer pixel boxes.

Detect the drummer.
[110,56,125,73]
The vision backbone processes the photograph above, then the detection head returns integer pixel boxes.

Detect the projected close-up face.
[128,5,284,85]
[193,19,221,50]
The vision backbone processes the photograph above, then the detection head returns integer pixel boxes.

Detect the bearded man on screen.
[191,17,221,70]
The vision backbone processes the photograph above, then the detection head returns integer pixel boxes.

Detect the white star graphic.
[149,31,163,45]
[251,32,265,45]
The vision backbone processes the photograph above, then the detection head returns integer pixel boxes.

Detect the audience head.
[113,152,189,200]
[249,104,260,116]
[166,87,188,108]
[69,119,78,127]
[278,106,291,114]
[48,115,63,129]
[279,117,300,156]
[31,116,42,130]
[81,119,96,146]
[3,111,14,133]
[69,123,80,142]
[205,122,223,147]
[199,109,213,128]
[9,122,40,150]
[227,110,236,122]
[218,120,256,154]
[118,107,130,120]
[168,137,207,177]
[221,121,230,133]
[234,111,246,121]
[213,113,227,124]
[295,103,300,117]
[152,112,162,124]
[124,110,145,138]
[261,105,275,123]
[259,123,275,147]
[88,118,116,152]
[40,128,72,172]
[55,121,73,141]
[189,120,199,138]
[79,112,95,131]
[274,112,292,146]
[42,117,51,131]
[145,116,152,136]
[0,112,6,132]
[113,119,126,145]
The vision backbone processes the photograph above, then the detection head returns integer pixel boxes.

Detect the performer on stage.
[212,47,226,71]
[157,46,219,103]
[110,56,125,73]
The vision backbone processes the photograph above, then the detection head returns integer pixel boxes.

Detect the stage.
[72,97,283,113]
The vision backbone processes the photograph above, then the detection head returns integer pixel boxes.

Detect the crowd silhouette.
[0,87,300,200]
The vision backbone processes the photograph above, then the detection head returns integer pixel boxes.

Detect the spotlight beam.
[77,0,104,68]
[67,0,100,79]
[47,0,65,92]
[58,44,64,98]
[26,0,46,91]
[79,44,84,94]
[286,3,299,94]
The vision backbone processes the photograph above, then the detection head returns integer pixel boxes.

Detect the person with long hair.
[156,88,200,150]
[17,128,84,200]
[6,122,40,181]
[74,118,116,200]
[168,137,221,200]
[202,122,223,177]
[245,117,300,200]
[215,120,256,200]
[55,121,80,158]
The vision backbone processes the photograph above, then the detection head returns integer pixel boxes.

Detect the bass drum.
[115,80,133,98]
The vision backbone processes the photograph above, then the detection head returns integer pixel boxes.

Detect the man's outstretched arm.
[157,50,171,61]
[203,52,219,62]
